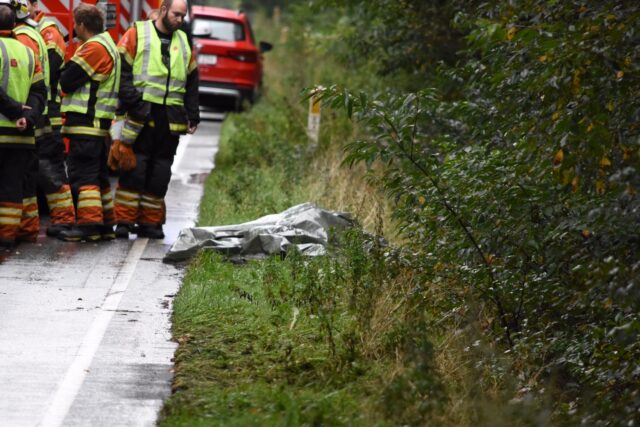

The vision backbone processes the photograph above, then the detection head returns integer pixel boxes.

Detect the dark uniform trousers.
[37,108,75,227]
[66,134,114,226]
[0,147,32,244]
[115,104,179,226]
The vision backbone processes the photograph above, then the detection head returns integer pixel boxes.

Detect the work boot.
[115,223,132,239]
[58,225,102,242]
[46,223,71,238]
[137,224,164,239]
[16,233,38,243]
[101,225,116,241]
[0,239,15,250]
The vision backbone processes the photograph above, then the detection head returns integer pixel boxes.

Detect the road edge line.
[38,238,149,427]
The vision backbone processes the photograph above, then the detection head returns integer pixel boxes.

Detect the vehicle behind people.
[191,6,271,110]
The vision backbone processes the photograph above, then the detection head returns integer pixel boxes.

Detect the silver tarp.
[164,203,353,262]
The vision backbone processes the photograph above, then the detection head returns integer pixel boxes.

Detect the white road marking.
[38,238,149,427]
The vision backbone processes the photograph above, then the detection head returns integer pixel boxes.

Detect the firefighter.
[13,0,48,242]
[111,0,199,239]
[30,0,76,237]
[0,0,46,248]
[57,3,120,242]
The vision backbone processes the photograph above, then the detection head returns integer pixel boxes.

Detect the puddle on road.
[188,173,209,184]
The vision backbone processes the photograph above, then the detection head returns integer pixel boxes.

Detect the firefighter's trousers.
[66,135,114,227]
[114,106,179,227]
[0,147,34,244]
[16,149,39,241]
[37,126,75,227]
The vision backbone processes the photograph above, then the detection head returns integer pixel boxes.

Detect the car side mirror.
[259,41,273,53]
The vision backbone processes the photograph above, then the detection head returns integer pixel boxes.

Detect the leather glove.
[108,140,137,172]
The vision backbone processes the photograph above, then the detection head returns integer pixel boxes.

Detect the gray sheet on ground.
[164,203,353,261]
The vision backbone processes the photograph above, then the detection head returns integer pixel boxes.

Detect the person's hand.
[16,117,27,130]
[187,122,197,134]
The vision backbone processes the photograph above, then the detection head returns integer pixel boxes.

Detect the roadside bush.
[312,0,640,424]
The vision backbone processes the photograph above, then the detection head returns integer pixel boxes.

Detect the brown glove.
[108,140,137,172]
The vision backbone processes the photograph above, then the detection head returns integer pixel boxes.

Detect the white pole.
[131,0,141,23]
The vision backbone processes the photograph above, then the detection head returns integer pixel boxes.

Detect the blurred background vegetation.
[164,1,639,425]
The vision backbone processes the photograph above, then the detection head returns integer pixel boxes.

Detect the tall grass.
[160,8,550,426]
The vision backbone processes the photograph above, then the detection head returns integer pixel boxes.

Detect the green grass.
[161,252,375,426]
[159,8,545,427]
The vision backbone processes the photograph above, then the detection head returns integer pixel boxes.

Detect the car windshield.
[192,18,245,41]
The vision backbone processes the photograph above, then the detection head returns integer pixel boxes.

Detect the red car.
[191,6,272,109]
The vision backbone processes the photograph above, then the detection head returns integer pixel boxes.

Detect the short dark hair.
[73,3,103,35]
[0,5,15,31]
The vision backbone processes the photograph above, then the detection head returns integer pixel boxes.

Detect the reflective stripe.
[78,200,103,209]
[0,135,35,144]
[133,21,189,106]
[61,32,120,120]
[115,189,141,208]
[116,189,140,199]
[169,122,188,132]
[46,191,73,202]
[140,200,162,209]
[78,190,102,209]
[61,125,109,137]
[0,217,21,225]
[0,207,22,216]
[47,198,73,209]
[0,40,8,90]
[15,24,50,112]
[116,199,139,208]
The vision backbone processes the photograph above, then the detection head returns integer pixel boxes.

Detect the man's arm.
[184,67,199,126]
[118,57,148,120]
[59,60,92,94]
[47,48,63,100]
[23,79,46,128]
[0,86,27,120]
[184,50,200,129]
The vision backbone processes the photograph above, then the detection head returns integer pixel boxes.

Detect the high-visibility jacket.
[61,32,121,136]
[38,19,65,61]
[15,23,49,115]
[0,36,39,146]
[132,20,190,108]
[38,19,64,104]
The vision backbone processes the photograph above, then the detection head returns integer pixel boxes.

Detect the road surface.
[0,114,221,426]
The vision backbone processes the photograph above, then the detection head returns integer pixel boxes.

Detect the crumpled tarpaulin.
[164,203,353,262]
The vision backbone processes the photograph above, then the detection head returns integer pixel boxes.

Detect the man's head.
[73,3,103,41]
[0,4,15,31]
[25,0,36,17]
[157,0,186,33]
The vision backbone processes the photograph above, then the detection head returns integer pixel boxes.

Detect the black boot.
[0,239,15,250]
[138,224,164,239]
[115,223,132,239]
[101,225,116,241]
[46,223,71,238]
[58,225,102,242]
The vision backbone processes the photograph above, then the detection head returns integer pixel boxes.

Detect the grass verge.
[159,9,546,427]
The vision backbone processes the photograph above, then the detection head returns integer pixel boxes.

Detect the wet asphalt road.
[0,114,221,426]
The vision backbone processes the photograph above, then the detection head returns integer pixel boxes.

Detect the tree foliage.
[308,0,640,424]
